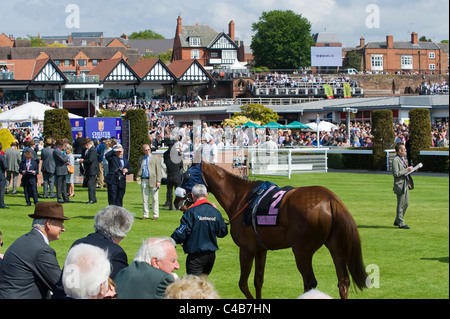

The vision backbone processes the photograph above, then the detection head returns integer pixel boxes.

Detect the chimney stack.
[386,35,393,48]
[359,36,365,48]
[229,20,235,42]
[411,32,418,44]
[177,16,182,36]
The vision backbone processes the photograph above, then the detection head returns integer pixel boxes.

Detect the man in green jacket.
[392,142,413,229]
[114,237,179,299]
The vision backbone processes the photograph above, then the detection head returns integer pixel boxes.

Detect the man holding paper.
[392,143,414,229]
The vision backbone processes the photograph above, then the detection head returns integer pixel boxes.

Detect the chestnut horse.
[174,162,367,299]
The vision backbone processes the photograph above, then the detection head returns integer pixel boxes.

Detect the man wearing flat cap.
[0,202,69,299]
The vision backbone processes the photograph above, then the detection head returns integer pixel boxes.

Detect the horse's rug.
[243,181,294,227]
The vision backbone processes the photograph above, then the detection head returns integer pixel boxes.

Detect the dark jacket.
[171,199,228,254]
[83,146,99,176]
[0,228,61,299]
[104,149,132,186]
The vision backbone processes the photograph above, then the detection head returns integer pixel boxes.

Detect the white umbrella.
[305,121,339,132]
[0,102,82,122]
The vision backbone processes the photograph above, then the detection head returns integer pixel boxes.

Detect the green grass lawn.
[0,171,448,299]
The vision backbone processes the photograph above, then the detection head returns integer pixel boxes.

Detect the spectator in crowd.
[96,137,107,189]
[163,140,183,211]
[0,143,7,209]
[171,184,228,276]
[137,144,162,220]
[165,275,220,299]
[4,142,21,195]
[61,244,111,299]
[20,151,39,207]
[0,202,69,299]
[65,145,75,198]
[105,145,132,207]
[114,237,179,299]
[52,205,134,299]
[54,140,71,204]
[73,131,84,155]
[79,138,99,204]
[40,138,56,198]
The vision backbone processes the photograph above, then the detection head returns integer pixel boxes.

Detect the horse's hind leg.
[239,248,255,299]
[292,246,318,294]
[326,236,350,299]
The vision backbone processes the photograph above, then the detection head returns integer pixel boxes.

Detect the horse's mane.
[210,164,256,187]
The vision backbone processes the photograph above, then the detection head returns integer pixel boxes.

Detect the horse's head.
[174,186,194,212]
[174,163,207,212]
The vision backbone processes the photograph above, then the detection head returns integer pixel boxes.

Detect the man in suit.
[52,205,134,299]
[392,142,413,229]
[163,140,183,211]
[40,138,56,198]
[114,237,179,299]
[4,142,21,195]
[0,142,8,209]
[53,140,71,204]
[20,151,39,207]
[0,202,69,299]
[105,145,132,207]
[79,138,99,204]
[136,144,162,220]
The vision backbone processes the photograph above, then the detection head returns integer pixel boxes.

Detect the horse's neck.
[203,163,253,217]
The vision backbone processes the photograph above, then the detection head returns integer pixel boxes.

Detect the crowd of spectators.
[417,80,449,95]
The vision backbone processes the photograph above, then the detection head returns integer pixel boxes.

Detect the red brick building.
[357,32,448,74]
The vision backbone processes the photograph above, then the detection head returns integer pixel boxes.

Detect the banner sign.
[343,82,352,98]
[70,118,85,141]
[85,118,122,144]
[323,84,334,99]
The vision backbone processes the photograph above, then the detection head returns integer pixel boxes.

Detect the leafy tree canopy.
[233,104,279,125]
[251,10,314,69]
[129,29,165,40]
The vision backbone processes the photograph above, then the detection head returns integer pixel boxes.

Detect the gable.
[209,33,238,50]
[179,61,209,82]
[142,61,175,82]
[33,60,66,82]
[105,61,138,82]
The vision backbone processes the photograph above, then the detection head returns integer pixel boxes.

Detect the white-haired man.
[114,237,179,299]
[62,244,111,299]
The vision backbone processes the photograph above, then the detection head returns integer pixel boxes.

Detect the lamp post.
[343,108,358,145]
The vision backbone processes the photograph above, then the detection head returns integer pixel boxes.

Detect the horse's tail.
[329,197,367,291]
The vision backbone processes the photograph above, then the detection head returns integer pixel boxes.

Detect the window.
[64,60,70,67]
[211,52,219,58]
[371,55,383,71]
[55,60,60,66]
[92,59,98,66]
[222,50,237,61]
[81,40,87,46]
[401,55,413,70]
[77,59,87,67]
[189,37,201,47]
[191,49,201,59]
[429,64,436,70]
[429,52,435,59]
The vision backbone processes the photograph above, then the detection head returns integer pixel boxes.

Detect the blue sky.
[2,0,449,47]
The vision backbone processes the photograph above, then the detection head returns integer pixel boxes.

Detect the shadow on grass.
[420,257,449,263]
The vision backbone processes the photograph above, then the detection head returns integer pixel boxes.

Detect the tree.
[251,10,314,69]
[232,104,279,125]
[372,110,395,170]
[129,29,165,40]
[409,108,432,165]
[43,109,73,143]
[344,51,362,71]
[123,109,151,177]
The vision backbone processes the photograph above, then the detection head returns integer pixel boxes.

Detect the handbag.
[67,164,75,174]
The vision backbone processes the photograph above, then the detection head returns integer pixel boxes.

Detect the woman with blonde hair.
[65,144,75,197]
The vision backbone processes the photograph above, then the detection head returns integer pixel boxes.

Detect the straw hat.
[28,202,70,220]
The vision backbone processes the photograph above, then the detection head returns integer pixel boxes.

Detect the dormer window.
[190,37,201,47]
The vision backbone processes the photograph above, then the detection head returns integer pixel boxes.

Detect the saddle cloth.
[243,181,294,227]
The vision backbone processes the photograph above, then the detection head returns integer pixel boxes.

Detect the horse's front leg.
[239,248,255,299]
[254,250,267,299]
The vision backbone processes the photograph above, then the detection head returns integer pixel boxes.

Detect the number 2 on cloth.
[268,191,286,215]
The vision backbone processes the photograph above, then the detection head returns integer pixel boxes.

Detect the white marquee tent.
[0,102,82,123]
